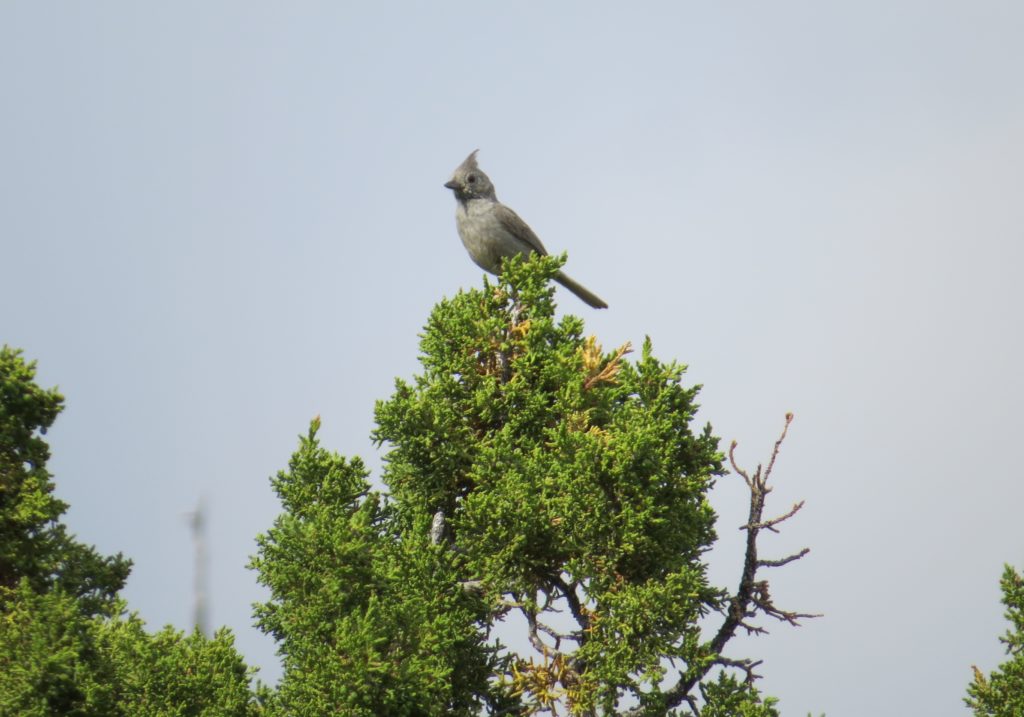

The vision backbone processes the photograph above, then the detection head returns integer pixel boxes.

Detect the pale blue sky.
[2,3,1023,714]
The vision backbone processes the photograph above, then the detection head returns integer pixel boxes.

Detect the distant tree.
[0,346,260,717]
[0,582,258,717]
[251,256,814,716]
[966,564,1024,716]
[0,346,129,615]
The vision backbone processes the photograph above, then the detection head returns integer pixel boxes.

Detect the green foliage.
[253,255,763,715]
[96,618,258,716]
[0,346,259,717]
[250,418,495,716]
[0,345,130,616]
[700,673,780,717]
[0,582,107,716]
[966,564,1024,716]
[377,255,722,712]
[0,581,258,717]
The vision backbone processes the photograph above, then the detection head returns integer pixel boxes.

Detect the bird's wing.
[493,203,549,256]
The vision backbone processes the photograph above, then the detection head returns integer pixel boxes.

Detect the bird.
[443,150,608,309]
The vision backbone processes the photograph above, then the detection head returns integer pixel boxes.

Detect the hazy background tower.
[185,498,210,637]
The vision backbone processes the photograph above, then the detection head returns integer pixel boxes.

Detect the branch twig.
[637,413,816,714]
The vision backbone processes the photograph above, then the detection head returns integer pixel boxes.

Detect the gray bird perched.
[444,151,608,309]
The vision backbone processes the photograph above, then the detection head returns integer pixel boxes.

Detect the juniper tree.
[0,346,260,717]
[252,255,813,716]
[966,564,1024,716]
[0,346,129,616]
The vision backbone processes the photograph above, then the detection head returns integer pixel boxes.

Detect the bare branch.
[549,572,591,634]
[714,656,764,684]
[460,579,484,594]
[640,413,816,715]
[738,621,768,637]
[750,580,822,625]
[429,509,447,545]
[763,412,793,482]
[759,548,810,568]
[523,608,549,654]
[728,440,753,488]
[535,620,580,650]
[742,500,805,533]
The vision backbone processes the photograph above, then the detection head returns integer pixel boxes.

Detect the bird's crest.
[459,149,480,171]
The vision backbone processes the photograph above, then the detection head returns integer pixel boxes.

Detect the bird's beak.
[443,179,459,190]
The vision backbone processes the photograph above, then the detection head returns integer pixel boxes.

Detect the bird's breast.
[455,200,520,274]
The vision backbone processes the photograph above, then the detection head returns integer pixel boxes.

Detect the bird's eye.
[467,174,477,184]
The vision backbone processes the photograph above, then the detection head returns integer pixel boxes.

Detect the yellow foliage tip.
[510,648,578,712]
[582,337,633,390]
[511,318,532,338]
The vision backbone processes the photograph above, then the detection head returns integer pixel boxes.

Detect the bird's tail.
[555,271,608,309]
